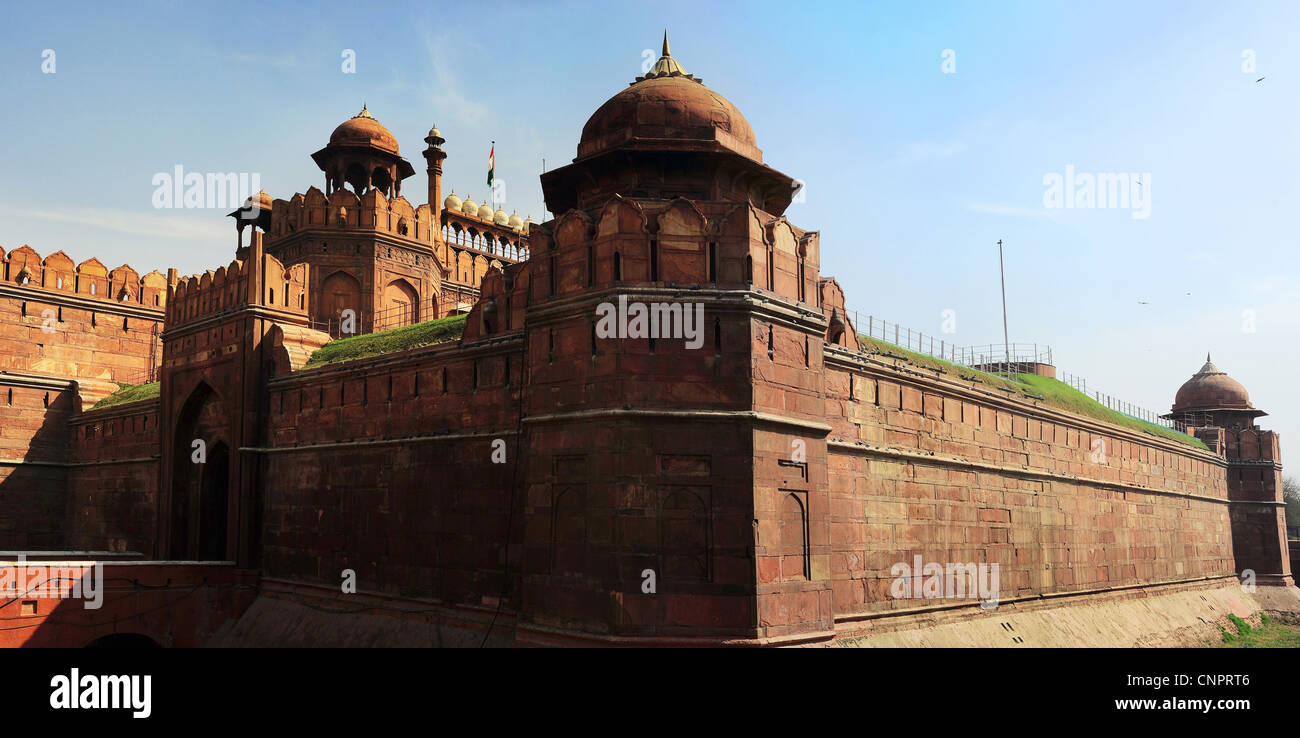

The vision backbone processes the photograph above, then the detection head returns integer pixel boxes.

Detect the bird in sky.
[1257,77,1266,82]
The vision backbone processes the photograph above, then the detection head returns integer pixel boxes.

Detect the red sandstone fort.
[1,39,1295,647]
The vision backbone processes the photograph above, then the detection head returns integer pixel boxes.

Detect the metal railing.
[848,310,1051,369]
[846,309,1199,436]
[114,366,159,387]
[1059,371,1192,433]
[309,289,478,338]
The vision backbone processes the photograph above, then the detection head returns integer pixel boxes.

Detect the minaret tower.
[422,125,447,236]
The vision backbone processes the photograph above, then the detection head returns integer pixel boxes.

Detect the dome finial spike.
[663,30,670,57]
[1207,351,1212,362]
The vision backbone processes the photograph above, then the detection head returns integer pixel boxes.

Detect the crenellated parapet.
[267,186,436,243]
[1224,427,1281,463]
[166,232,309,330]
[1,244,170,311]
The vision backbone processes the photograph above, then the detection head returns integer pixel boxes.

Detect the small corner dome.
[1172,355,1254,412]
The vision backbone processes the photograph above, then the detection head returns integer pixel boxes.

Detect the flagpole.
[998,239,1010,370]
[490,140,496,211]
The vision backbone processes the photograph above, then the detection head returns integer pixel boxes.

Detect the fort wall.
[255,335,522,609]
[0,245,168,388]
[818,347,1234,640]
[67,399,161,554]
[0,246,170,550]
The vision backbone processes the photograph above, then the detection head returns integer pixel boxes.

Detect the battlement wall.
[67,399,162,554]
[2,244,171,309]
[0,377,76,549]
[268,186,436,243]
[166,238,309,330]
[256,334,522,606]
[816,346,1236,633]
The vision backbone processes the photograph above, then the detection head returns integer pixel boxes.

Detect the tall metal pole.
[998,239,1011,369]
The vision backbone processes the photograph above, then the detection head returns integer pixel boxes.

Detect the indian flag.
[487,143,494,187]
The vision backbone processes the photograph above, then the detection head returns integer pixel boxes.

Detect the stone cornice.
[0,283,165,321]
[827,439,1228,505]
[525,285,828,334]
[161,305,310,341]
[0,370,76,391]
[523,407,832,433]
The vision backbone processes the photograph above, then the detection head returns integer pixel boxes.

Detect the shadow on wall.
[0,561,258,648]
[0,385,74,550]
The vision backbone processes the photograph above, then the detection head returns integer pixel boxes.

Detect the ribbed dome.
[508,210,523,229]
[328,105,400,155]
[477,202,494,220]
[494,208,509,225]
[1172,355,1253,412]
[461,195,478,214]
[443,190,462,211]
[577,36,758,162]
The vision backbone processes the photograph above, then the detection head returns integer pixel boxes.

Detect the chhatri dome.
[577,31,760,162]
[327,104,401,155]
[1171,354,1256,413]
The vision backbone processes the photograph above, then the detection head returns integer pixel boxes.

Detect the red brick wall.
[0,247,167,550]
[0,383,74,549]
[67,400,161,554]
[0,247,165,385]
[820,347,1235,633]
[1222,428,1290,581]
[258,340,521,606]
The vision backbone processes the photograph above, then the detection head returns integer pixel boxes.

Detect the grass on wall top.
[856,335,1207,450]
[91,381,161,410]
[303,313,467,369]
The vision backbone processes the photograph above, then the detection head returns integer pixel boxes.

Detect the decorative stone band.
[832,574,1243,628]
[0,456,159,468]
[0,283,166,321]
[239,428,519,454]
[521,407,832,433]
[828,439,1227,505]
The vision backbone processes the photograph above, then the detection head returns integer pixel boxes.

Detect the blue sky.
[2,0,1298,450]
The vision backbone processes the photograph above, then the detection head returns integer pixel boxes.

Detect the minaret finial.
[1207,351,1212,362]
[663,30,670,57]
